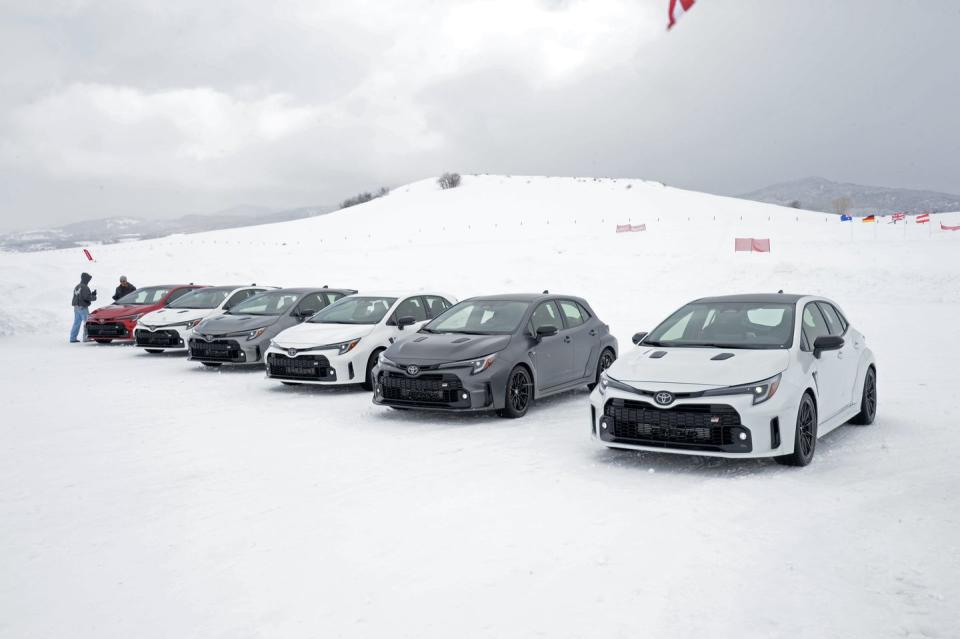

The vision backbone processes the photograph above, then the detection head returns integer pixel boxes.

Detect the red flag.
[891,212,906,222]
[941,222,960,231]
[82,248,94,261]
[915,213,930,224]
[667,0,696,30]
[616,223,646,233]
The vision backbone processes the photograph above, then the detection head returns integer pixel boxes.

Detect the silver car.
[188,287,356,366]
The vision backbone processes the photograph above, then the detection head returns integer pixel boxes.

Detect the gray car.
[372,293,618,418]
[188,287,356,366]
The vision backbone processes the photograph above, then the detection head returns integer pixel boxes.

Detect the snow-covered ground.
[1,176,958,638]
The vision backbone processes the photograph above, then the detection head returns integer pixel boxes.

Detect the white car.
[134,285,275,353]
[265,292,457,389]
[591,294,877,466]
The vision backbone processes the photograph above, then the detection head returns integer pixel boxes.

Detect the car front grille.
[603,399,744,451]
[86,321,128,338]
[189,339,243,362]
[135,329,182,347]
[381,372,464,404]
[267,353,333,380]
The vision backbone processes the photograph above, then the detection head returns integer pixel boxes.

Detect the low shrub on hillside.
[438,173,461,190]
[340,186,389,209]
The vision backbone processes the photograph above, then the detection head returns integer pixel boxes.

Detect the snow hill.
[1,175,958,638]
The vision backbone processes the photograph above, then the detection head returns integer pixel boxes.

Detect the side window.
[393,296,428,323]
[577,303,592,321]
[816,302,845,336]
[224,289,257,309]
[558,300,585,328]
[424,296,452,319]
[529,301,561,333]
[165,288,193,304]
[295,293,327,316]
[801,303,831,350]
[324,292,344,305]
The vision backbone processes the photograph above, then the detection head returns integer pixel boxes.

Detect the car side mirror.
[397,316,416,330]
[295,309,315,321]
[813,335,844,358]
[632,331,648,346]
[535,325,559,340]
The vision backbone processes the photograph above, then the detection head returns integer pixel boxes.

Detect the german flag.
[862,215,877,223]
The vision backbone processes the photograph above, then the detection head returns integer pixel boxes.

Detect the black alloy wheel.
[850,367,877,425]
[588,349,616,390]
[776,393,818,467]
[498,366,532,419]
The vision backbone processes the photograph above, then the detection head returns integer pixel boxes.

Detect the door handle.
[837,352,844,359]
[589,329,597,336]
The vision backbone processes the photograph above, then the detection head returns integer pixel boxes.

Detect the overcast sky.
[0,0,957,231]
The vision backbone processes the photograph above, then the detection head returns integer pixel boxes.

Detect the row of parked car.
[85,284,878,467]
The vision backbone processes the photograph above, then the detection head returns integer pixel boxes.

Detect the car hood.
[89,304,158,320]
[140,307,216,327]
[196,313,278,335]
[387,332,512,364]
[608,346,791,389]
[272,322,376,348]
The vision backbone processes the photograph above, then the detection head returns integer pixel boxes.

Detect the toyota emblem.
[406,365,420,376]
[288,348,298,357]
[654,391,674,406]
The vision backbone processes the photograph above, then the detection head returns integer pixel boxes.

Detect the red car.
[85,284,206,343]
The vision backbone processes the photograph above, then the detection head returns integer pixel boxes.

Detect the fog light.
[739,432,747,441]
[461,392,468,400]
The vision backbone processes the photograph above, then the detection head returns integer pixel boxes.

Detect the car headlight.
[598,372,637,396]
[333,338,361,355]
[439,353,497,375]
[184,318,202,330]
[702,373,782,405]
[246,327,267,341]
[378,352,398,368]
[117,313,144,321]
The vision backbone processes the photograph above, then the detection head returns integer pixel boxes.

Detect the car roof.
[464,293,587,304]
[692,293,806,304]
[347,291,450,299]
[272,287,357,295]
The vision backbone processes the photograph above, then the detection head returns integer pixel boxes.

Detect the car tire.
[145,348,164,354]
[498,365,532,419]
[201,362,222,367]
[776,393,818,467]
[849,367,877,425]
[587,348,616,390]
[362,349,383,392]
[94,339,112,344]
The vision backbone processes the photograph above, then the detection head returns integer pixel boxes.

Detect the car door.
[558,300,594,381]
[800,302,845,422]
[527,300,571,390]
[817,301,860,410]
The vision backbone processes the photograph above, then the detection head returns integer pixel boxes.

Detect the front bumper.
[86,319,135,340]
[264,347,357,384]
[135,325,191,350]
[372,361,506,411]
[188,336,265,365]
[589,385,796,458]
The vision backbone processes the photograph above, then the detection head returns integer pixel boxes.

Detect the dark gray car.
[372,293,618,418]
[188,287,356,366]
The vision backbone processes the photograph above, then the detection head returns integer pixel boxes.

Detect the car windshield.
[116,286,174,305]
[423,300,530,335]
[228,291,300,316]
[167,287,231,309]
[309,296,397,325]
[644,301,795,349]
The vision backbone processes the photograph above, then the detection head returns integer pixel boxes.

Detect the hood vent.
[413,336,427,342]
[649,350,667,359]
[711,353,735,361]
[451,337,470,344]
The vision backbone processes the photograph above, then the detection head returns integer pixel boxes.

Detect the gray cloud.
[0,0,957,231]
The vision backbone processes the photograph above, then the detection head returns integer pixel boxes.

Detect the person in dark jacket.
[112,275,136,301]
[70,272,97,343]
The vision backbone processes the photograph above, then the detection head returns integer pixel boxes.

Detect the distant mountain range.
[738,177,960,216]
[0,204,336,252]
